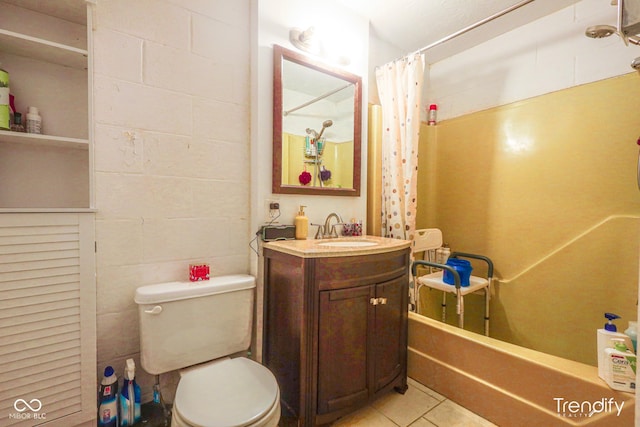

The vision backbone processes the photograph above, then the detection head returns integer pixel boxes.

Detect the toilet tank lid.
[134,274,255,304]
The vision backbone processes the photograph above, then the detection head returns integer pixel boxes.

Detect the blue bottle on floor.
[98,366,118,427]
[119,359,141,426]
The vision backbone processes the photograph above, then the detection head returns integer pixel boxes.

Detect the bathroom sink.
[316,240,378,248]
[264,235,410,258]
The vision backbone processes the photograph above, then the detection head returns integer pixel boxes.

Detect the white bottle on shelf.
[436,244,450,265]
[26,106,42,134]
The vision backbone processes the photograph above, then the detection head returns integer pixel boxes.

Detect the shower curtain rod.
[382,0,536,65]
[283,83,353,116]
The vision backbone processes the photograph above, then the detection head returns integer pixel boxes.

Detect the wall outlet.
[265,199,280,223]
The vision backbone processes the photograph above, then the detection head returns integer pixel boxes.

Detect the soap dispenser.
[597,313,635,380]
[295,205,308,240]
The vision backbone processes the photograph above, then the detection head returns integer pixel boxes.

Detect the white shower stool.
[411,229,494,336]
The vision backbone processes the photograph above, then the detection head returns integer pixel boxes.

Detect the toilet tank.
[134,274,255,375]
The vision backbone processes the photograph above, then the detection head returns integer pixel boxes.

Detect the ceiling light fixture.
[289,26,352,66]
[290,27,320,54]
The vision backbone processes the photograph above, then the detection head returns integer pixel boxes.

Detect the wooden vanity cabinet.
[263,248,410,426]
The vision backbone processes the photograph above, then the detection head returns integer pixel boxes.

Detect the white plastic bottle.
[26,106,41,134]
[427,104,437,126]
[98,366,118,427]
[435,244,450,265]
[597,313,634,380]
[625,321,637,353]
[603,338,637,393]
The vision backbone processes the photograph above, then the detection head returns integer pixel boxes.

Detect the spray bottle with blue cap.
[597,313,635,382]
[119,359,141,426]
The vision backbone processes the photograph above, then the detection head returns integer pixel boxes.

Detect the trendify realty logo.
[9,398,46,421]
[554,397,624,418]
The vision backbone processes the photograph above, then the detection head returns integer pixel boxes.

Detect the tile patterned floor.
[329,378,497,427]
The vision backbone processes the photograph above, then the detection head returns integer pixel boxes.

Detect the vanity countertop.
[263,235,410,258]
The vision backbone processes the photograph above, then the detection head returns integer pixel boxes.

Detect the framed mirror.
[272,45,362,196]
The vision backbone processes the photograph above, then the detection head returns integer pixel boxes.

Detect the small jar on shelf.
[10,112,25,132]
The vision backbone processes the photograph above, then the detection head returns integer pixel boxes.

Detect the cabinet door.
[317,285,374,415]
[0,212,96,426]
[373,276,407,392]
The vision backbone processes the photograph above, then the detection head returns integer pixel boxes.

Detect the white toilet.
[135,274,280,427]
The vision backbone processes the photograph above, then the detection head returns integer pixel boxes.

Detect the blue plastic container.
[443,258,473,287]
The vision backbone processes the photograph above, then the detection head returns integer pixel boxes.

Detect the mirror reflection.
[273,45,361,196]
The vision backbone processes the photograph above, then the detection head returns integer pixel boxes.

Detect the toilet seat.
[173,357,280,427]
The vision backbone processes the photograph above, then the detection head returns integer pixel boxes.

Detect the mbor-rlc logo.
[9,398,46,421]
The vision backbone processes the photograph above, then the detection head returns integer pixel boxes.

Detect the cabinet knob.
[379,297,388,305]
[370,297,387,305]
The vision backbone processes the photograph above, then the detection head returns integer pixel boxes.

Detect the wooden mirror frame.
[272,45,362,196]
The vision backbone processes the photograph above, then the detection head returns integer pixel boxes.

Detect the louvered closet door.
[0,212,96,427]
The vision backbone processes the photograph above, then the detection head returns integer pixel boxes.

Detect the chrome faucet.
[314,212,343,239]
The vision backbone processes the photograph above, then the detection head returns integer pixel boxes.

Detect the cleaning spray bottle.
[98,366,118,427]
[597,313,635,381]
[119,359,141,427]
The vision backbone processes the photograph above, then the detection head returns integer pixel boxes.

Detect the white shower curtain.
[375,54,425,241]
[376,54,424,310]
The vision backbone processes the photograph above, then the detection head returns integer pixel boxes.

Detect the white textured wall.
[253,0,369,257]
[93,0,251,401]
[428,0,637,121]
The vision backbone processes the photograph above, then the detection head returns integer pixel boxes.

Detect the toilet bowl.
[171,358,280,427]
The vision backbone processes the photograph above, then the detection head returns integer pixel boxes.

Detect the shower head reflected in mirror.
[306,120,333,140]
[316,120,333,140]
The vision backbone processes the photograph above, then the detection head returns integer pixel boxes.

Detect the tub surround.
[415,73,640,365]
[408,313,635,426]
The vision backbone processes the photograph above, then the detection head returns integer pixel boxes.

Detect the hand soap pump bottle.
[295,205,308,240]
[597,313,635,380]
[119,359,141,427]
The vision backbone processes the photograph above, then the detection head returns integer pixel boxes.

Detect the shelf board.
[0,208,95,213]
[0,28,87,69]
[3,0,88,25]
[0,130,88,149]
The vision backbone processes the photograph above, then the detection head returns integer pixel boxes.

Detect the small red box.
[189,264,210,281]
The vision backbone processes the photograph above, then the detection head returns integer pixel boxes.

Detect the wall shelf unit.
[0,2,96,426]
[0,0,91,209]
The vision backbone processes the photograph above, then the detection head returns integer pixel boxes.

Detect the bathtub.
[407,312,635,426]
